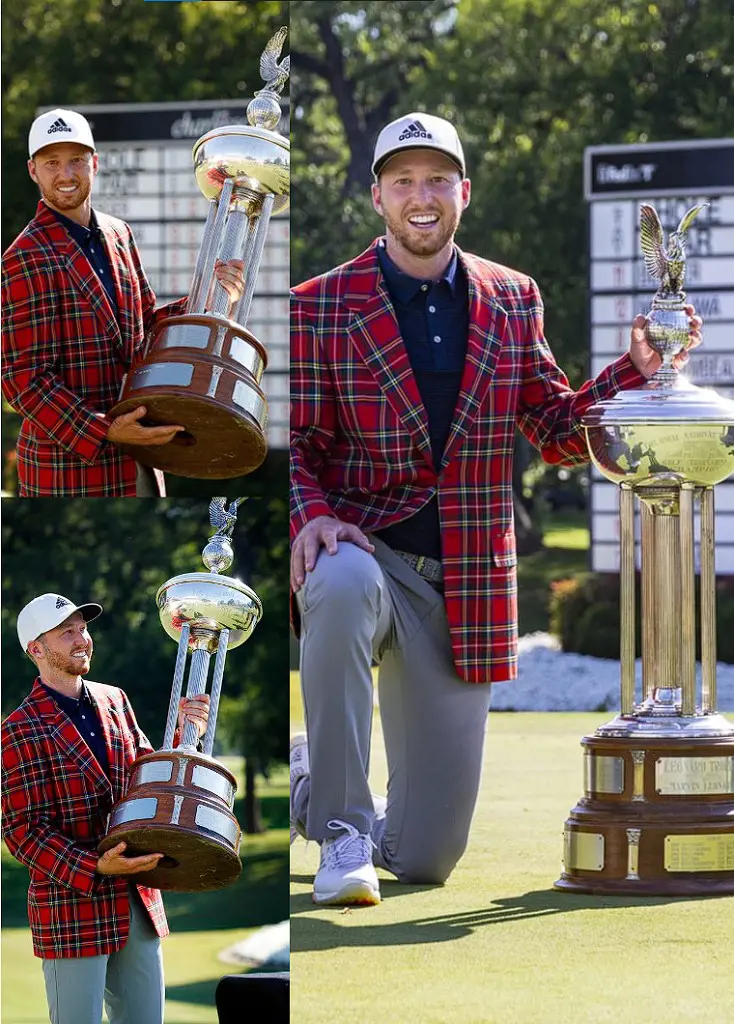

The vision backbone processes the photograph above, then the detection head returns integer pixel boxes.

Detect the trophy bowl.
[584,383,734,491]
[157,573,262,651]
[194,126,290,215]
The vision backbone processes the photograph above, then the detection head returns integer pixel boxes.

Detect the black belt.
[393,550,444,588]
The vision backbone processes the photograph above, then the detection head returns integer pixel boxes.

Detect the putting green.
[291,710,734,1024]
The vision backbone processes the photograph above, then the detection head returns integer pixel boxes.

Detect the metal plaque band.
[655,756,734,796]
[584,754,625,795]
[664,835,734,872]
[194,804,240,846]
[192,765,235,807]
[564,830,605,872]
[134,760,174,786]
[110,797,158,827]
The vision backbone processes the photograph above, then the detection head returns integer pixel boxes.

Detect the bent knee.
[391,840,468,886]
[304,542,383,608]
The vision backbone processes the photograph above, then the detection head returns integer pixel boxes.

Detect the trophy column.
[555,203,734,896]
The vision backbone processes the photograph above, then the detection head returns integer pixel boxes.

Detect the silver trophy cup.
[110,29,290,479]
[99,498,262,891]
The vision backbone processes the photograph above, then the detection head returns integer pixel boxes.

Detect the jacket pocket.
[491,527,517,567]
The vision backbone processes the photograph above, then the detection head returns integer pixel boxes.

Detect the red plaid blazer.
[1,678,168,958]
[291,240,645,683]
[1,201,187,496]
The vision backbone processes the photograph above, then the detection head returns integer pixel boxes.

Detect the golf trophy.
[110,28,290,479]
[556,203,734,895]
[99,498,263,891]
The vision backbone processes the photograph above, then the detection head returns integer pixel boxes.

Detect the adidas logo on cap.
[55,597,71,608]
[47,117,73,135]
[397,119,433,142]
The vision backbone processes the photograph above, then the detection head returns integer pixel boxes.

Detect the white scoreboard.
[76,100,290,450]
[584,139,734,574]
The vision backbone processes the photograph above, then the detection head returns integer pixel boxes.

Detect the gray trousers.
[294,536,492,884]
[41,888,164,1024]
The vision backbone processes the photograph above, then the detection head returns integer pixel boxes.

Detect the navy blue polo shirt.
[374,242,469,561]
[49,206,119,317]
[40,680,110,777]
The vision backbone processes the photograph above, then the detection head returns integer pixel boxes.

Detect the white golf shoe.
[290,733,309,844]
[313,818,381,906]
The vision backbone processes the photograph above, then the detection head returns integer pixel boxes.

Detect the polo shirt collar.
[39,679,90,712]
[377,239,459,301]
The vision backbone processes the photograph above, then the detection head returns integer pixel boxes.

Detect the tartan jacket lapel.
[344,245,434,470]
[28,679,113,799]
[32,202,125,359]
[441,250,509,467]
[86,684,130,803]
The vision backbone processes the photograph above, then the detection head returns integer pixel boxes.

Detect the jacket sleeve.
[1,251,112,465]
[289,293,341,540]
[516,277,645,464]
[1,722,100,895]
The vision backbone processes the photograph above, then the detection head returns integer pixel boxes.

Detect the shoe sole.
[312,882,381,907]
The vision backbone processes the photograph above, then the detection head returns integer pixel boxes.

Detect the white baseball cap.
[372,112,466,179]
[17,593,103,652]
[28,108,95,159]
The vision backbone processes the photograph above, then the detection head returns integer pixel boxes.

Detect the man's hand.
[629,304,702,379]
[176,693,210,741]
[108,406,185,447]
[96,841,164,876]
[291,515,375,591]
[214,258,245,304]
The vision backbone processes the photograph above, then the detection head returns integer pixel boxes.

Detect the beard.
[40,641,92,677]
[381,205,461,258]
[39,178,92,214]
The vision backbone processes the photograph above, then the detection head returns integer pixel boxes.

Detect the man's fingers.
[338,524,374,551]
[290,542,306,590]
[115,406,147,425]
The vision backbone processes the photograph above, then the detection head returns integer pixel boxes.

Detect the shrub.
[549,573,734,665]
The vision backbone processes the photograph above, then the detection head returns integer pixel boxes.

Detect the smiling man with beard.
[1,593,209,1024]
[1,108,245,497]
[289,111,703,908]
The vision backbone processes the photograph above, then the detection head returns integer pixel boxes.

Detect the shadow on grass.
[290,886,724,950]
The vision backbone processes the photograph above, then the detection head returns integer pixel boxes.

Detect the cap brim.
[76,602,103,624]
[373,145,465,178]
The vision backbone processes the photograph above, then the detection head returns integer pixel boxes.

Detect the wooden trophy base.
[110,314,268,479]
[555,727,734,896]
[99,750,242,892]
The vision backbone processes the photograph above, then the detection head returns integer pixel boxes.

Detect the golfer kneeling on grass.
[289,111,702,907]
[1,593,209,1024]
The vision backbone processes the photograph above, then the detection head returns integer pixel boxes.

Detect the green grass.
[290,711,734,1024]
[1,761,289,1024]
[517,511,590,634]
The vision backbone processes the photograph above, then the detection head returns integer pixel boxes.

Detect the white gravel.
[492,633,734,712]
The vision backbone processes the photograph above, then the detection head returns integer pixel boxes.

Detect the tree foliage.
[1,498,290,772]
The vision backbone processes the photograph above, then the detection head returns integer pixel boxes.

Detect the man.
[1,108,245,497]
[1,593,210,1024]
[289,112,702,906]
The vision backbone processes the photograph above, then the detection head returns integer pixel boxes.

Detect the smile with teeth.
[408,214,440,226]
[57,185,78,193]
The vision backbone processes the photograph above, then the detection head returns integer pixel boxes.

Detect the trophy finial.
[202,497,245,573]
[247,27,289,131]
[640,202,708,300]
